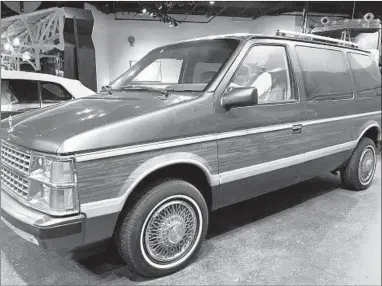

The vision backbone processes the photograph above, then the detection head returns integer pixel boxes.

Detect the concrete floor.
[1,156,381,285]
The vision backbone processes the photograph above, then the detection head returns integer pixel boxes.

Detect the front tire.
[115,179,208,278]
[340,138,377,191]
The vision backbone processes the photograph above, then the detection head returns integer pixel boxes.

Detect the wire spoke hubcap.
[144,199,198,263]
[358,146,376,185]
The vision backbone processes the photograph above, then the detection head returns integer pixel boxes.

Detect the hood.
[0,91,195,154]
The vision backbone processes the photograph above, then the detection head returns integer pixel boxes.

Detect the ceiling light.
[4,42,12,51]
[210,1,215,4]
[13,37,20,46]
[22,51,31,61]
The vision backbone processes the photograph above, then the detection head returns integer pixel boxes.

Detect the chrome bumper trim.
[1,189,85,249]
[1,217,39,245]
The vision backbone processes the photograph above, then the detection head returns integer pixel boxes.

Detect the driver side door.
[214,40,307,208]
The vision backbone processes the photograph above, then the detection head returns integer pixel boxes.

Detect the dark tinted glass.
[1,79,40,117]
[6,79,39,102]
[41,82,72,101]
[296,46,353,100]
[347,53,381,96]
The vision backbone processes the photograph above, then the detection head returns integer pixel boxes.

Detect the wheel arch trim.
[81,153,218,218]
[356,121,381,143]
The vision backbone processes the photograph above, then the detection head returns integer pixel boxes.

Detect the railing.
[276,29,359,49]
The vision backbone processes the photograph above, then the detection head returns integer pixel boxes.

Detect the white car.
[1,70,95,119]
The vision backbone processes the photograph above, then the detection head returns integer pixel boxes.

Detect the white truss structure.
[1,7,65,71]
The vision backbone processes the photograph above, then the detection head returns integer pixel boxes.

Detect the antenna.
[276,30,359,49]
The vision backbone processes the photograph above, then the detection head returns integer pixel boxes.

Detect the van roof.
[172,33,371,54]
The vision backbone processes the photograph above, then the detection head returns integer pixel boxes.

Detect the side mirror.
[222,87,258,109]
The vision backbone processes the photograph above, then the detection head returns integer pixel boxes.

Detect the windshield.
[110,39,240,92]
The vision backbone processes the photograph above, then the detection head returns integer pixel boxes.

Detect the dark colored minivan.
[1,31,381,278]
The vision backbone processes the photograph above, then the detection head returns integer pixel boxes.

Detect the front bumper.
[1,189,86,250]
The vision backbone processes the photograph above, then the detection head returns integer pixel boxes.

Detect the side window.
[296,46,354,101]
[2,79,39,104]
[1,80,17,108]
[347,53,381,96]
[133,59,183,84]
[229,45,293,104]
[1,79,40,113]
[41,82,72,101]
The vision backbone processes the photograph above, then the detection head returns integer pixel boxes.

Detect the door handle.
[292,124,302,134]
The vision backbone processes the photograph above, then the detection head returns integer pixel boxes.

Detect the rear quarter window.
[41,82,72,101]
[347,53,381,97]
[295,46,354,101]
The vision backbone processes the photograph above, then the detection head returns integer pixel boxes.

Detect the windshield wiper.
[120,85,169,97]
[101,85,114,95]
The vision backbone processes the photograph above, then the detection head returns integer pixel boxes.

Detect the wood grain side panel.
[76,113,380,204]
[76,141,218,204]
[218,150,352,209]
[218,121,352,173]
[348,114,381,140]
[218,113,380,174]
[304,114,381,158]
[218,128,303,172]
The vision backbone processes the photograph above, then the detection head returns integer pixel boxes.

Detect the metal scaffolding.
[1,7,65,71]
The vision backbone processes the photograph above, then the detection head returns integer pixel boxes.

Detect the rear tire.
[115,179,208,278]
[340,138,377,191]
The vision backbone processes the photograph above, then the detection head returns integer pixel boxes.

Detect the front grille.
[1,141,31,174]
[1,165,29,199]
[1,141,31,200]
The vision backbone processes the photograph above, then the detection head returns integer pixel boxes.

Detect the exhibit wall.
[84,4,299,91]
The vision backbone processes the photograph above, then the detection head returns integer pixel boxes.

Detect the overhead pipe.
[352,1,356,19]
[73,16,80,80]
[114,16,217,24]
[114,5,228,24]
[182,1,201,21]
[301,1,309,33]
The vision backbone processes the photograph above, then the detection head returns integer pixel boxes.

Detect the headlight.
[28,156,78,216]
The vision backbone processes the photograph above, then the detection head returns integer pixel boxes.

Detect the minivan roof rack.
[276,29,359,49]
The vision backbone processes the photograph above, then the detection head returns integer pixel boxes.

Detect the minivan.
[1,31,381,278]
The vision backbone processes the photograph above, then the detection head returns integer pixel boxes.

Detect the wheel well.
[334,126,380,173]
[119,163,213,217]
[361,126,380,147]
